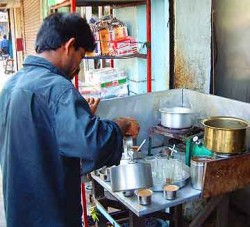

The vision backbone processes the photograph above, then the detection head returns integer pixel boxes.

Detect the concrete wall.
[10,8,24,71]
[174,0,212,93]
[214,0,250,103]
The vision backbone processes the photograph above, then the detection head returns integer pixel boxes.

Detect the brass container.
[202,116,249,154]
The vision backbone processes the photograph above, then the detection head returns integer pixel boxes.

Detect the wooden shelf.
[203,152,250,198]
[50,0,146,11]
[50,0,71,11]
[84,53,147,59]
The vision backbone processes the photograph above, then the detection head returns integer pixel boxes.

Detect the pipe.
[146,0,152,93]
[81,183,89,227]
[71,0,76,13]
[74,75,79,90]
[70,2,87,226]
[70,0,78,89]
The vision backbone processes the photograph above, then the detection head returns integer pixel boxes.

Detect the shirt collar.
[23,55,71,81]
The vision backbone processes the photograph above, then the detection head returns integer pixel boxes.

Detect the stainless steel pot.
[159,107,195,129]
[202,116,249,154]
[110,162,153,192]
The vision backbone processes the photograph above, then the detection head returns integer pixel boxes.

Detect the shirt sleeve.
[54,88,123,173]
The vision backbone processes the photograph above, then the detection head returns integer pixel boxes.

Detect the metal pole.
[81,183,89,227]
[146,0,152,93]
[71,0,78,90]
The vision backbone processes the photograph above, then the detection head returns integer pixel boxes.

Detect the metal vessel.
[110,162,153,192]
[159,107,195,129]
[202,116,248,154]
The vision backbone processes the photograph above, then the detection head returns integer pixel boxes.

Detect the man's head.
[35,13,95,79]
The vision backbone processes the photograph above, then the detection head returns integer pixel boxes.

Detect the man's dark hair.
[3,35,6,39]
[35,13,95,53]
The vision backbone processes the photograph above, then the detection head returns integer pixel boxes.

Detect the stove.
[149,124,203,142]
[148,124,209,164]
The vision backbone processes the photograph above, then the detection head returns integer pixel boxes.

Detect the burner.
[156,124,193,134]
[149,125,203,142]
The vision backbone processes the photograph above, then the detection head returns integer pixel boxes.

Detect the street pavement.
[0,59,13,227]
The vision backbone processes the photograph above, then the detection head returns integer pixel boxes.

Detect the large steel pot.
[110,162,153,192]
[159,107,195,129]
[202,116,249,154]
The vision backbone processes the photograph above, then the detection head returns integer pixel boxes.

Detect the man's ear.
[64,38,75,55]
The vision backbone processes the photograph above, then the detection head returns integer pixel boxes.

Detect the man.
[0,13,139,227]
[0,34,9,55]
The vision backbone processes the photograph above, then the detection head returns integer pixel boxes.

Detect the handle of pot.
[197,118,207,128]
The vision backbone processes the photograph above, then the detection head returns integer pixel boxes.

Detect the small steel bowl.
[136,189,153,205]
[163,185,179,200]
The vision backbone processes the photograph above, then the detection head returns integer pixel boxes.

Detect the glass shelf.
[84,53,147,59]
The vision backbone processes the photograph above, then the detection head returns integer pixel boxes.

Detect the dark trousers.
[1,47,9,55]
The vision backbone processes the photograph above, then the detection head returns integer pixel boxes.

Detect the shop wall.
[214,0,250,103]
[9,8,24,71]
[151,0,170,92]
[174,0,212,93]
[114,0,170,95]
[22,0,42,56]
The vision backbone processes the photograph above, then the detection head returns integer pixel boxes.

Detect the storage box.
[110,36,138,56]
[84,68,128,99]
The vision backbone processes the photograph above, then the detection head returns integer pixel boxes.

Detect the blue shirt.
[0,55,123,227]
[1,38,8,48]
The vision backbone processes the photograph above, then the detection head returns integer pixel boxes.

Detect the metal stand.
[92,177,182,227]
[2,54,9,67]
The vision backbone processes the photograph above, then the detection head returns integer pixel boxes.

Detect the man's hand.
[85,97,100,114]
[113,117,140,138]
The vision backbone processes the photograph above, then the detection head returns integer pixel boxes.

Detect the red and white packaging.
[110,36,138,56]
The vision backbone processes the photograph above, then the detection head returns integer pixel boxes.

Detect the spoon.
[136,139,147,152]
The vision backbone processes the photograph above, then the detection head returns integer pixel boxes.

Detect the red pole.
[110,59,114,68]
[74,75,79,90]
[71,0,76,13]
[71,0,78,89]
[70,1,88,226]
[146,0,152,93]
[81,183,89,227]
